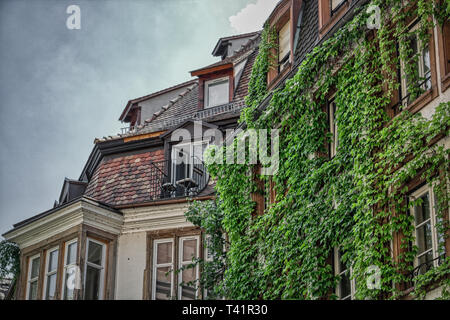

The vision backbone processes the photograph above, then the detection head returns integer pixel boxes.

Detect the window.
[152,239,174,300]
[409,185,445,275]
[178,236,200,300]
[442,20,450,76]
[205,77,229,108]
[171,141,208,187]
[26,254,40,300]
[43,247,59,300]
[84,238,106,300]
[333,248,355,300]
[278,21,291,73]
[62,239,78,300]
[328,97,338,158]
[399,23,431,108]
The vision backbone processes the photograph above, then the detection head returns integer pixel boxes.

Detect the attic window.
[331,0,346,15]
[278,21,291,73]
[205,77,229,108]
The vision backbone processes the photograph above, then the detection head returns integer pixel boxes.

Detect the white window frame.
[61,238,78,300]
[204,76,229,108]
[178,235,200,300]
[333,248,356,300]
[409,184,444,272]
[171,140,209,185]
[83,238,106,300]
[328,96,338,158]
[26,254,41,300]
[152,238,175,300]
[400,22,431,108]
[43,246,59,300]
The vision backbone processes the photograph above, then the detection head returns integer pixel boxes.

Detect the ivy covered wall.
[187,0,450,300]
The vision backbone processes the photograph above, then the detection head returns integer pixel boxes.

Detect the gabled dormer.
[212,31,260,60]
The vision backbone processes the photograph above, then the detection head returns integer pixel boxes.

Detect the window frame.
[333,248,356,300]
[26,253,41,300]
[171,140,209,185]
[204,76,230,108]
[328,95,338,158]
[61,238,78,300]
[42,246,59,300]
[399,22,432,109]
[178,235,200,300]
[278,19,291,73]
[83,237,106,300]
[409,184,445,274]
[152,238,175,300]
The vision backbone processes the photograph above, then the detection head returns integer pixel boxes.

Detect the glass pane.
[422,45,431,90]
[156,267,172,300]
[416,223,433,254]
[414,193,430,225]
[278,22,290,61]
[182,239,197,262]
[339,270,351,299]
[87,241,103,266]
[157,242,172,265]
[417,250,434,275]
[181,268,197,300]
[338,250,347,273]
[63,269,75,300]
[46,273,57,299]
[28,281,38,300]
[67,242,77,265]
[84,265,101,300]
[48,250,58,272]
[30,257,40,279]
[207,80,228,107]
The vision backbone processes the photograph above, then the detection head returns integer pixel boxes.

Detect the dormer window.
[331,0,346,16]
[278,21,291,73]
[204,77,229,108]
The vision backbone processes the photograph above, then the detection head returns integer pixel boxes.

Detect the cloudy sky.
[0,0,279,236]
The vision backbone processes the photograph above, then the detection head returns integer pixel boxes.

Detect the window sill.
[267,63,291,91]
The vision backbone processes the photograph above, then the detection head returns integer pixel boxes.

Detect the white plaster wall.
[115,232,147,300]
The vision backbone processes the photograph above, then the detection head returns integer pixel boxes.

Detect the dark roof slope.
[234,48,258,102]
[294,0,319,64]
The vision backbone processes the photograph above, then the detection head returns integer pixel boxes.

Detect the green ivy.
[186,0,450,300]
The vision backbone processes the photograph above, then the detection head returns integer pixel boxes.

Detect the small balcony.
[148,157,209,200]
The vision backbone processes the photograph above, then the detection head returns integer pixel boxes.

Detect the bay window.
[205,77,229,108]
[409,185,445,275]
[84,238,106,300]
[43,247,59,300]
[26,254,40,300]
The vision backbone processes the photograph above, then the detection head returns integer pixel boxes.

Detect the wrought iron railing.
[408,254,445,280]
[148,157,209,200]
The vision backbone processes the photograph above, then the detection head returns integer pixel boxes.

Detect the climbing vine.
[186,0,450,300]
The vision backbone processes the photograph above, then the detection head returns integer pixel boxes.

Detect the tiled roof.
[294,0,319,64]
[84,149,165,206]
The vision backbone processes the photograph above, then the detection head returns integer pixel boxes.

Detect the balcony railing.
[120,100,247,136]
[148,157,209,200]
[392,74,432,116]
